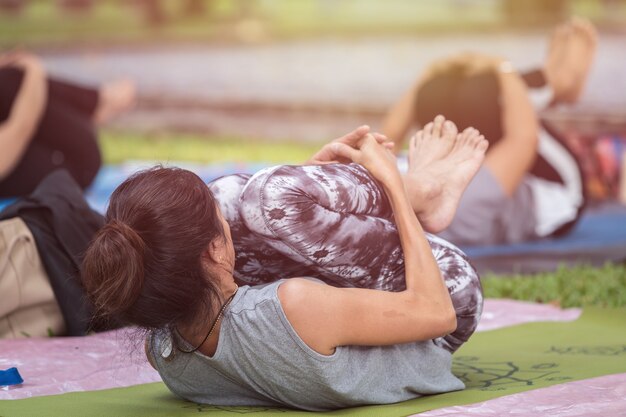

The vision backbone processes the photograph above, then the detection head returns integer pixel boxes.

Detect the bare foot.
[404,120,489,233]
[545,17,597,104]
[544,22,571,100]
[562,17,597,103]
[409,115,458,167]
[94,78,137,124]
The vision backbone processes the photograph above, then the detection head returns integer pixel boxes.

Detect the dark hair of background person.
[415,67,504,148]
[81,166,225,333]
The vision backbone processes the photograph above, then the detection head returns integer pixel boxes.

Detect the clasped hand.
[308,126,401,187]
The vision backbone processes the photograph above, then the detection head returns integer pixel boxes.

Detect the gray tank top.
[149,280,464,411]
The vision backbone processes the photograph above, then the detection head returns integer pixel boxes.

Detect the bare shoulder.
[278,276,326,296]
[277,278,337,355]
[277,278,331,315]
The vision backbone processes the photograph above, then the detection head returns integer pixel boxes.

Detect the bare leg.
[561,17,597,103]
[404,115,489,233]
[483,18,596,199]
[93,78,137,124]
[544,17,597,104]
[544,21,572,103]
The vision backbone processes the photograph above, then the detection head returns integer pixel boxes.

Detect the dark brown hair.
[416,61,503,148]
[81,166,224,330]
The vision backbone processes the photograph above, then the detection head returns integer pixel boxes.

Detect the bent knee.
[239,165,315,239]
[208,174,250,224]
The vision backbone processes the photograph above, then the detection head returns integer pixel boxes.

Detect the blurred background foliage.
[1,0,626,48]
[2,1,625,304]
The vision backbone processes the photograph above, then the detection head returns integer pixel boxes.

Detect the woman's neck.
[176,280,238,356]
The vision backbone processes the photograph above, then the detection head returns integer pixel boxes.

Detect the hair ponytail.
[83,219,146,318]
[81,166,224,331]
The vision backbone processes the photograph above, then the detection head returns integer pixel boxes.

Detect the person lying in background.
[0,169,107,338]
[0,50,135,198]
[383,18,597,245]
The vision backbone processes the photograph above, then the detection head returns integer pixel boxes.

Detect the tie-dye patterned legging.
[208,163,483,353]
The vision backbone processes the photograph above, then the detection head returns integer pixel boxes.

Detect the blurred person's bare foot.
[94,78,137,124]
[545,18,597,104]
[404,116,488,233]
[544,22,571,101]
[562,17,597,103]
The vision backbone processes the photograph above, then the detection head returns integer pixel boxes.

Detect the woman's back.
[149,280,464,411]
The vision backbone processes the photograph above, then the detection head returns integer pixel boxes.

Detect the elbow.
[441,307,457,335]
[0,142,23,179]
[416,300,458,339]
[431,304,457,338]
[0,157,15,181]
[405,292,458,338]
[0,124,35,179]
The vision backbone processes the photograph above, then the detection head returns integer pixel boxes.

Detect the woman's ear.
[203,238,224,265]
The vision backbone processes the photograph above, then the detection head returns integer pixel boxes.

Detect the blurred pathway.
[41,33,626,141]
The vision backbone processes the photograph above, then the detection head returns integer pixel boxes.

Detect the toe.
[443,120,458,139]
[409,131,423,165]
[461,127,474,142]
[423,122,433,136]
[412,131,423,148]
[468,130,481,145]
[432,115,445,137]
[577,17,598,45]
[476,136,489,153]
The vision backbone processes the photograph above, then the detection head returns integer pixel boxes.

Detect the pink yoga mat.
[4,299,622,417]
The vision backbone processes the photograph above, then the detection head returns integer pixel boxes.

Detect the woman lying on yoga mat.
[81,116,487,411]
[383,18,597,245]
[0,50,135,197]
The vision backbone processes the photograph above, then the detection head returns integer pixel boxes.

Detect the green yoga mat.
[2,308,625,417]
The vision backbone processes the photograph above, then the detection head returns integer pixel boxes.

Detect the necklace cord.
[175,285,239,354]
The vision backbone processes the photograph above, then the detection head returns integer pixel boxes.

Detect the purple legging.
[208,163,483,353]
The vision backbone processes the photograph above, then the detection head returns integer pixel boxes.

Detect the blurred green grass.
[100,130,626,308]
[2,0,623,48]
[482,263,626,308]
[101,130,320,164]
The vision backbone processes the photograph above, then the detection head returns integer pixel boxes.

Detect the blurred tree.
[183,0,206,17]
[0,0,24,15]
[0,0,95,16]
[58,0,94,15]
[503,0,569,27]
[137,0,211,26]
[138,0,167,26]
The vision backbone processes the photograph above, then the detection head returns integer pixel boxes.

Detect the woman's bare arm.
[483,64,539,197]
[279,135,456,355]
[0,52,48,180]
[380,79,421,150]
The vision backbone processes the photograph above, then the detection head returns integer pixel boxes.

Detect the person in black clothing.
[0,169,109,336]
[0,50,135,198]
